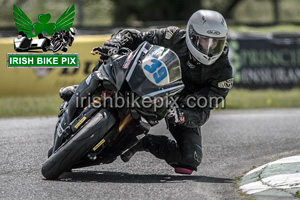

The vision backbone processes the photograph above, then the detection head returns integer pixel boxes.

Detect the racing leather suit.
[106,26,233,171]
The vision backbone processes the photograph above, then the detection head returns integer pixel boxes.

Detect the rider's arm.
[110,27,186,54]
[180,58,233,128]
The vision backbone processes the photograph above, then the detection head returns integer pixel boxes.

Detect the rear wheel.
[41,109,116,180]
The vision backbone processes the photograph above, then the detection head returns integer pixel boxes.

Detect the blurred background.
[0,0,300,116]
[1,0,300,29]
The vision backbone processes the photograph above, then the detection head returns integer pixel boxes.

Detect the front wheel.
[41,109,116,180]
[52,40,63,52]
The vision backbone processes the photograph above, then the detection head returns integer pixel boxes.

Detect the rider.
[93,9,233,174]
[60,10,233,174]
[50,27,77,52]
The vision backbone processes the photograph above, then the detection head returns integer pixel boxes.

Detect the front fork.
[52,96,104,153]
[53,90,151,161]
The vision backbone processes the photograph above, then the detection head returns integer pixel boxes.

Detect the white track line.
[245,156,300,176]
[240,173,300,194]
[240,181,271,194]
[240,155,300,195]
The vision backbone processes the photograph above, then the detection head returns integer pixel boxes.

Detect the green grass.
[293,190,300,198]
[224,88,300,109]
[0,89,300,117]
[0,95,62,118]
[229,24,300,34]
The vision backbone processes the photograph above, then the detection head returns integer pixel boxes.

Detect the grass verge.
[229,24,300,34]
[223,88,300,110]
[0,95,62,118]
[0,89,299,118]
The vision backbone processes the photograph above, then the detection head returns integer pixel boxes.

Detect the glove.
[166,107,185,125]
[91,38,122,61]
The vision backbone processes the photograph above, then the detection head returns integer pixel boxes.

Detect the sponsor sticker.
[218,78,233,89]
[92,139,106,151]
[74,116,87,129]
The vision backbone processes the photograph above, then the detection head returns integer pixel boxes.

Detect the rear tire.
[41,109,116,180]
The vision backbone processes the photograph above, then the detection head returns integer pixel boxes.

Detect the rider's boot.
[120,134,195,175]
[120,135,168,162]
[120,139,146,162]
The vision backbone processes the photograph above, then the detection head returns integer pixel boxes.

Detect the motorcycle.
[41,41,184,180]
[48,28,76,52]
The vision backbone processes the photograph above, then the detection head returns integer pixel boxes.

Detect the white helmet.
[186,10,228,65]
[69,27,77,36]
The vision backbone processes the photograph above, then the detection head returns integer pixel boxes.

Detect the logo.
[7,53,78,68]
[218,78,233,89]
[7,4,79,69]
[13,4,75,38]
[207,30,220,35]
[194,151,202,163]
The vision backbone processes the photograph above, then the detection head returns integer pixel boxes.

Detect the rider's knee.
[183,147,203,170]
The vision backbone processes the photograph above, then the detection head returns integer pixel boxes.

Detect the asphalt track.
[1,109,300,200]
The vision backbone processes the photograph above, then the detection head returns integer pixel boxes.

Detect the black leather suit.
[107,26,233,171]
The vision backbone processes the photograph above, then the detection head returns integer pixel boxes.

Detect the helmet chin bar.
[189,52,201,65]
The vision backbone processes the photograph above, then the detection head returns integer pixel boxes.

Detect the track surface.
[1,109,300,200]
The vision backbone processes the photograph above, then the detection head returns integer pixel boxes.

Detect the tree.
[111,0,201,26]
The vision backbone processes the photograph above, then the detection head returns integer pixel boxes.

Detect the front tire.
[41,109,116,180]
[52,41,63,52]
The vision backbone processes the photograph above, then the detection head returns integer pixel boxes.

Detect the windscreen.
[126,43,183,97]
[142,46,181,86]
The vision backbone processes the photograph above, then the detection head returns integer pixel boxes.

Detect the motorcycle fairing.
[125,41,184,98]
[97,41,184,98]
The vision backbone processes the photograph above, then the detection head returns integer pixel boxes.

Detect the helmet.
[186,10,227,65]
[69,27,77,36]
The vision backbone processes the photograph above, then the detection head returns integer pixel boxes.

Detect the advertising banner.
[228,33,300,89]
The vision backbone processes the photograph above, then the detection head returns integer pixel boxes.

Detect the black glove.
[91,38,122,61]
[166,107,186,125]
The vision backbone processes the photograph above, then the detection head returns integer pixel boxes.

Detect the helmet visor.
[189,25,226,57]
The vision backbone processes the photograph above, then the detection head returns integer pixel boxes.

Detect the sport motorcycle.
[41,41,184,180]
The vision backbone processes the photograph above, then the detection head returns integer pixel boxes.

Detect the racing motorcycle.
[41,41,184,180]
[48,28,76,52]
